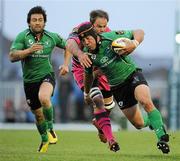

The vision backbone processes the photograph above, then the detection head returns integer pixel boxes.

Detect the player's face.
[82,36,96,51]
[93,17,108,34]
[29,14,45,34]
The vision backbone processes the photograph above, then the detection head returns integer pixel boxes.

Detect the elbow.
[9,52,17,63]
[139,29,145,40]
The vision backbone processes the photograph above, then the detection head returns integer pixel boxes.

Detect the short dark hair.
[90,9,109,24]
[27,6,47,24]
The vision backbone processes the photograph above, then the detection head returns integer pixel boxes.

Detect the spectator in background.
[58,73,73,123]
[73,81,86,121]
[3,99,15,122]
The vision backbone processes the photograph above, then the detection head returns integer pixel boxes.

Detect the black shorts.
[24,73,55,110]
[111,70,148,110]
[101,90,113,99]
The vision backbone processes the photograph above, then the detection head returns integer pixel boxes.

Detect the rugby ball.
[111,37,131,53]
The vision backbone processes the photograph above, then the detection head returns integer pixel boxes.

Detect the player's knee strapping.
[104,100,115,110]
[90,87,104,108]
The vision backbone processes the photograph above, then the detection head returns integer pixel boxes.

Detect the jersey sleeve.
[67,32,81,45]
[115,30,134,40]
[10,32,25,51]
[122,30,134,40]
[53,33,66,49]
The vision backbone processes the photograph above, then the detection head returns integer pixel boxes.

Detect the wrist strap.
[132,40,140,47]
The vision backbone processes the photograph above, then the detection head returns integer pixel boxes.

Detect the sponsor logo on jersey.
[100,56,109,64]
[115,30,124,35]
[101,55,117,67]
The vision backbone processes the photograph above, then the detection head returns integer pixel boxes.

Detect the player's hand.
[84,92,92,105]
[59,64,69,76]
[78,52,92,68]
[117,40,138,56]
[29,43,43,54]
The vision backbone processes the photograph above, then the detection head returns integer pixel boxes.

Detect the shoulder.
[100,31,117,39]
[44,30,64,40]
[15,29,30,39]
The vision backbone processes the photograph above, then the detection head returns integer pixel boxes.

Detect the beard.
[31,28,43,34]
[29,25,45,34]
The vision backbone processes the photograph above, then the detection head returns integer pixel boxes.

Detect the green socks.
[148,108,166,140]
[142,114,150,127]
[43,106,54,130]
[36,121,48,142]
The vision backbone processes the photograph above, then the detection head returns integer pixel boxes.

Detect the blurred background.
[0,0,180,130]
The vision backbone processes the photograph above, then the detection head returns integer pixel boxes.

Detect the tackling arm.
[59,49,71,76]
[66,39,92,68]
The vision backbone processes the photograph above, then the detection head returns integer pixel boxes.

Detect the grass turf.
[0,130,179,161]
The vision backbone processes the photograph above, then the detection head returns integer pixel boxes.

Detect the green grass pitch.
[0,130,180,161]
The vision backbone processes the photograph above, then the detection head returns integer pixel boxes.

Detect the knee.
[39,94,51,107]
[139,99,154,110]
[133,122,144,129]
[90,87,104,108]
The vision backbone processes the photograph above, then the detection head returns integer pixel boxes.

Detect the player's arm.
[84,67,94,104]
[132,29,144,45]
[53,33,71,76]
[59,49,71,76]
[9,43,43,62]
[66,38,92,68]
[116,29,144,56]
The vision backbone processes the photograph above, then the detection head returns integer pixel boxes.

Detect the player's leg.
[89,87,119,152]
[122,104,150,129]
[24,82,49,152]
[72,68,108,143]
[134,84,169,154]
[92,90,115,143]
[32,108,49,152]
[39,79,57,144]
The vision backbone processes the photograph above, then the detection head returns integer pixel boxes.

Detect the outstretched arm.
[84,69,94,104]
[59,49,71,76]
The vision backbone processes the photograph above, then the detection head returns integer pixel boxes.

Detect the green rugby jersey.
[10,29,66,83]
[85,30,138,86]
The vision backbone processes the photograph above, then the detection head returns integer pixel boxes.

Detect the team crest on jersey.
[28,39,34,45]
[44,40,51,47]
[91,54,96,60]
[115,30,124,35]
